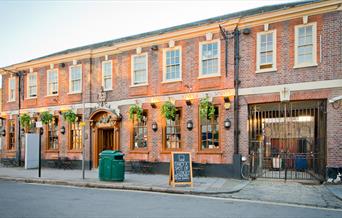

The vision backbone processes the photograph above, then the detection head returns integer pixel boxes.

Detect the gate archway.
[248,100,326,181]
[89,109,121,168]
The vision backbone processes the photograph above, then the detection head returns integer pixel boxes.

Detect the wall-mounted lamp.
[150,97,158,108]
[60,126,66,135]
[186,120,193,131]
[224,118,231,129]
[39,128,44,136]
[152,121,158,132]
[20,128,25,135]
[224,96,231,110]
[151,45,158,51]
[185,93,193,107]
[1,129,6,137]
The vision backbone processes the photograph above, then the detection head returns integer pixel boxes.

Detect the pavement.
[0,166,342,209]
[0,167,248,195]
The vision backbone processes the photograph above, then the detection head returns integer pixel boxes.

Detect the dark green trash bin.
[99,150,125,181]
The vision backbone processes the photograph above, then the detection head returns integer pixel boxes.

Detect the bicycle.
[241,151,257,180]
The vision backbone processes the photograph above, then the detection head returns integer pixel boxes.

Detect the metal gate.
[248,100,326,181]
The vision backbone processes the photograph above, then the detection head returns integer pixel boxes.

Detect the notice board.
[169,152,193,187]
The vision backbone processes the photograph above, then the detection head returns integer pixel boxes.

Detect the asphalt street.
[0,181,341,218]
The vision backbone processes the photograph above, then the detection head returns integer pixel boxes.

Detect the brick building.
[0,0,341,180]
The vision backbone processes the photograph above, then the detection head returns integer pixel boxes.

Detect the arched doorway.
[89,109,121,168]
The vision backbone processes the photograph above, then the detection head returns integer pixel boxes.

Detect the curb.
[325,185,342,201]
[0,176,246,195]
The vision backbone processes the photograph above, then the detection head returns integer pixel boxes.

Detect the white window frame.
[162,46,182,83]
[131,53,148,87]
[256,30,277,73]
[69,65,82,94]
[199,39,221,78]
[8,77,15,102]
[294,22,317,68]
[102,60,113,91]
[47,69,58,96]
[27,72,37,98]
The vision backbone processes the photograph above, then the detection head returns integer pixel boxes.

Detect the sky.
[0,0,301,68]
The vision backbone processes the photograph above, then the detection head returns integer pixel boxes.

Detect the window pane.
[200,107,219,149]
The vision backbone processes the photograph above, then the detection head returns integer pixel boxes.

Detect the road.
[0,181,341,218]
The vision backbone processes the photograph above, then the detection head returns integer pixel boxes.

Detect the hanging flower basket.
[40,111,53,125]
[62,110,77,123]
[129,104,143,122]
[19,113,31,132]
[199,96,215,120]
[161,101,177,121]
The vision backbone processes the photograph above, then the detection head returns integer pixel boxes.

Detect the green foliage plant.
[20,113,31,131]
[40,111,53,125]
[129,104,143,122]
[161,101,177,121]
[199,96,215,120]
[62,110,77,123]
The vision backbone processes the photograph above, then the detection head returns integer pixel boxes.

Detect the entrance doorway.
[89,109,121,168]
[248,100,326,181]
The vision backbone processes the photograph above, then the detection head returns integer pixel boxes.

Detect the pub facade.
[0,0,341,180]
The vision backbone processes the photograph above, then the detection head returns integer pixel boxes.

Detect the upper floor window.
[295,23,317,68]
[199,40,220,77]
[47,69,58,95]
[131,53,148,86]
[8,77,15,102]
[102,60,112,90]
[27,72,37,98]
[69,65,82,93]
[69,115,82,151]
[163,47,181,82]
[163,109,181,150]
[200,106,219,150]
[47,117,59,150]
[256,30,276,72]
[132,112,148,149]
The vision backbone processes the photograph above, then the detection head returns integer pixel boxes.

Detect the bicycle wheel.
[241,162,250,180]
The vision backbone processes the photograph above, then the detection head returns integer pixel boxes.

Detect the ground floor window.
[8,120,15,150]
[69,116,82,150]
[164,109,181,150]
[47,117,59,150]
[132,112,147,149]
[200,106,219,149]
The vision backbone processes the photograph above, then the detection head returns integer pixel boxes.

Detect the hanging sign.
[169,152,193,187]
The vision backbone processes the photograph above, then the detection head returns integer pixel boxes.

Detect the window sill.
[255,68,277,74]
[161,79,182,84]
[7,100,16,103]
[45,150,59,153]
[67,92,82,95]
[25,96,37,100]
[197,74,221,80]
[67,150,83,153]
[197,150,223,155]
[160,149,183,154]
[103,88,113,92]
[46,94,58,97]
[293,63,318,69]
[130,83,149,88]
[129,149,149,154]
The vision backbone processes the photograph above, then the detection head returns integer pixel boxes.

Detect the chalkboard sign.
[169,152,193,187]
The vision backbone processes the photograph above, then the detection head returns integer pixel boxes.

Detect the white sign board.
[25,133,39,169]
[36,121,43,128]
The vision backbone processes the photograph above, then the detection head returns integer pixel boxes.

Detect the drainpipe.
[233,27,240,155]
[219,25,229,78]
[15,71,24,166]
